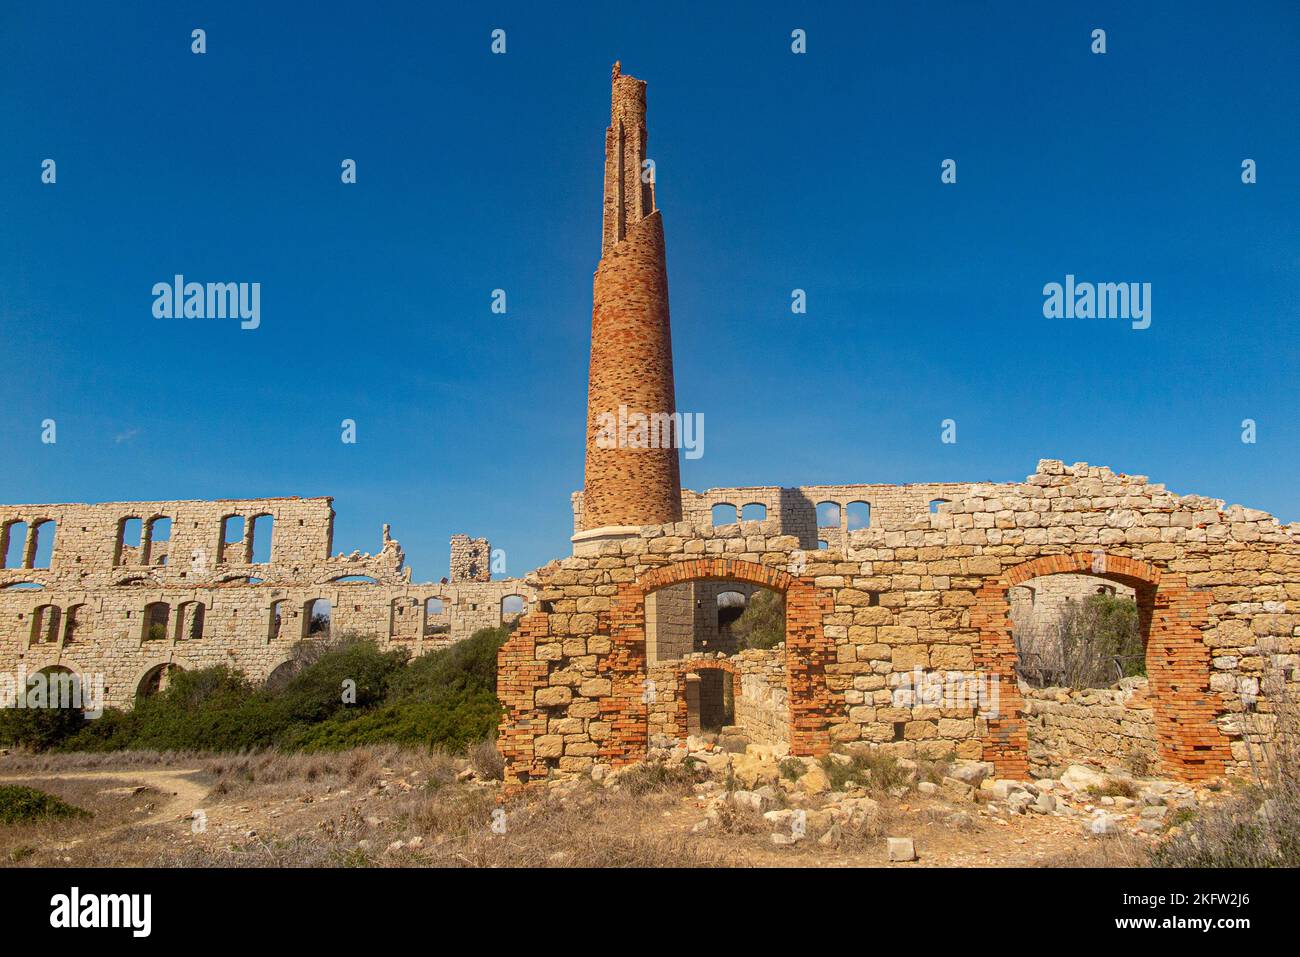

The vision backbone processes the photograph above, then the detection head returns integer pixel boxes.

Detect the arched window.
[268,600,285,641]
[501,595,527,622]
[250,514,274,564]
[178,601,205,640]
[389,597,420,640]
[304,598,331,638]
[845,501,871,530]
[716,590,747,632]
[138,663,181,699]
[115,517,143,566]
[64,603,88,643]
[424,597,448,637]
[331,575,379,584]
[265,661,297,692]
[221,515,246,563]
[2,521,28,568]
[1,522,27,566]
[31,665,82,710]
[816,501,841,528]
[145,516,171,566]
[143,602,170,642]
[928,498,950,514]
[29,520,55,568]
[30,604,61,645]
[817,539,829,550]
[2,582,43,590]
[711,503,738,526]
[740,503,767,522]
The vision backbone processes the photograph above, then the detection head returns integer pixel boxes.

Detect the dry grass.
[1042,833,1150,867]
[0,777,168,865]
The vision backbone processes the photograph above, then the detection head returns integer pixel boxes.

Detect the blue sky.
[2,1,1297,580]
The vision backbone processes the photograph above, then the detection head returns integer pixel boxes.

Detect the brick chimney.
[575,63,682,554]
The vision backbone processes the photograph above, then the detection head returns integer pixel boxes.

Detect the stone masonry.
[502,460,1300,787]
[496,67,1300,789]
[0,497,531,709]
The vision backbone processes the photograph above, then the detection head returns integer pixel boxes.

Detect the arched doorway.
[976,551,1232,781]
[608,558,835,764]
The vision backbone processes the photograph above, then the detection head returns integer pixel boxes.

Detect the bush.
[0,702,87,753]
[1018,593,1143,688]
[729,590,785,650]
[275,636,408,723]
[0,785,90,825]
[33,627,517,758]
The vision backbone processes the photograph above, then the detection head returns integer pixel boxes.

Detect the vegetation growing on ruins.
[728,589,785,650]
[1018,593,1143,689]
[0,626,514,757]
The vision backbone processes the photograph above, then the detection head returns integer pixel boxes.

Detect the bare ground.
[0,747,1153,868]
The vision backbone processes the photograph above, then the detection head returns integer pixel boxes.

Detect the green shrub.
[0,702,87,752]
[729,589,785,650]
[0,785,90,825]
[388,625,512,701]
[40,627,517,757]
[820,749,910,794]
[275,637,408,723]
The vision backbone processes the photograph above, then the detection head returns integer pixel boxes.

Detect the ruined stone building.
[6,64,1297,788]
[0,497,531,707]
[494,64,1300,788]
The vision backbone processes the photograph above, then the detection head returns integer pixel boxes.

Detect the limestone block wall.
[449,535,491,582]
[574,481,997,550]
[504,459,1300,787]
[643,649,788,746]
[1021,679,1158,777]
[732,648,790,745]
[0,497,532,709]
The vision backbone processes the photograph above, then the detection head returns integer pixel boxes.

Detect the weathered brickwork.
[502,459,1300,787]
[580,62,682,532]
[0,497,531,708]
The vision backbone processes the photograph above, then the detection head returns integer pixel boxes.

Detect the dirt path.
[0,768,210,828]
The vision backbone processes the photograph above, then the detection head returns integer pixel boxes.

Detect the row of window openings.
[25,594,526,645]
[0,515,277,571]
[708,500,951,530]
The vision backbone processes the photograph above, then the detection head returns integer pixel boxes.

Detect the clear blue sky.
[2,1,1297,580]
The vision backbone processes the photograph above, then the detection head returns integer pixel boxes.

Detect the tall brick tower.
[574,63,682,555]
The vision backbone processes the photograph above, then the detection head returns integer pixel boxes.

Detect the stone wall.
[502,459,1300,788]
[0,496,532,708]
[573,481,997,551]
[1021,678,1158,777]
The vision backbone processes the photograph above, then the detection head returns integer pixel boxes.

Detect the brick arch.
[638,558,795,594]
[600,557,834,765]
[976,550,1231,781]
[663,658,741,740]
